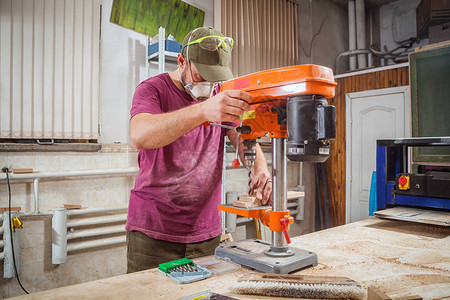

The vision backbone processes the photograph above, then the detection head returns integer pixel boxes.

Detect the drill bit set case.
[158,258,212,284]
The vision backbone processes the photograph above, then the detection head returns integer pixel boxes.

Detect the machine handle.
[280,218,291,244]
[232,158,240,168]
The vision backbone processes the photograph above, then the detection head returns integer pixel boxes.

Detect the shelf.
[146,27,181,76]
[148,51,179,63]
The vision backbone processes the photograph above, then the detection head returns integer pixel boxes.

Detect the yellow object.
[11,216,23,231]
[243,110,256,120]
[398,175,410,190]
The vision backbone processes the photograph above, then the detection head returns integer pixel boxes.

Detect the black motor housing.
[286,95,336,162]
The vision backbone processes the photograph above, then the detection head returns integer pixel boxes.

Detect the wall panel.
[0,0,101,140]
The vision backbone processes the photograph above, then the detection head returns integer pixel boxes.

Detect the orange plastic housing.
[220,64,336,102]
[220,64,336,140]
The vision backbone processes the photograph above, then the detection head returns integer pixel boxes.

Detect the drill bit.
[248,169,253,195]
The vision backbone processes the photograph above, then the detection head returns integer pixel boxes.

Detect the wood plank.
[232,196,262,208]
[374,207,450,226]
[368,286,392,300]
[0,207,21,212]
[12,168,34,174]
[287,191,305,199]
[63,204,82,209]
[413,40,450,53]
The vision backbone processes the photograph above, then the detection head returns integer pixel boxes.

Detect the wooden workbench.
[10,218,450,300]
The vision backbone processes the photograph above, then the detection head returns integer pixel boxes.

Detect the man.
[126,27,272,273]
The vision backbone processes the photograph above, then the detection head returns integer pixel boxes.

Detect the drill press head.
[222,64,337,163]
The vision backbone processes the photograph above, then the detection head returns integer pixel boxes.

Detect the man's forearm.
[130,103,206,149]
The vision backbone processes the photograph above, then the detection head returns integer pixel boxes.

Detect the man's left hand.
[252,171,272,205]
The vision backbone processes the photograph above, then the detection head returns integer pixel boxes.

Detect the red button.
[398,176,407,187]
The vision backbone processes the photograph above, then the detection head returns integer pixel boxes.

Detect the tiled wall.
[0,145,309,298]
[0,144,137,298]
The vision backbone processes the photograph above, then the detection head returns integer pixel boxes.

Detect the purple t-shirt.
[126,73,229,243]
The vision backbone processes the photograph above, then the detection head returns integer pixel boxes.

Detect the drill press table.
[10,218,450,300]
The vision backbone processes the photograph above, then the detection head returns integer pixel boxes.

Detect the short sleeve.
[130,82,163,118]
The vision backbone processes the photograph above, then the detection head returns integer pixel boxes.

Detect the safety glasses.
[181,35,234,55]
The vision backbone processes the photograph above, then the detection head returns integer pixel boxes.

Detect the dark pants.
[126,230,221,273]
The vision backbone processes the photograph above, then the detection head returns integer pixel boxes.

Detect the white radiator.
[0,0,101,140]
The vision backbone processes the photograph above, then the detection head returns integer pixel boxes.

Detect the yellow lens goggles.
[182,35,234,55]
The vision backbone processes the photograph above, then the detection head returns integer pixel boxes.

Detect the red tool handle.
[203,122,211,126]
[280,218,291,244]
[232,158,240,168]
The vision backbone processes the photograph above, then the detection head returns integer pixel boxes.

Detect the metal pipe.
[0,168,136,215]
[34,178,40,214]
[67,207,127,216]
[66,215,127,228]
[335,49,371,74]
[67,226,125,240]
[403,145,407,173]
[67,236,126,252]
[299,162,303,187]
[52,208,68,264]
[355,0,367,68]
[271,138,288,250]
[0,167,138,181]
[348,0,357,70]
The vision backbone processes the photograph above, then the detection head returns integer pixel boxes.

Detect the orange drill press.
[215,64,336,274]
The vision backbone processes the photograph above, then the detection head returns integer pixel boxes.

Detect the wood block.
[0,207,21,212]
[232,195,262,208]
[220,233,233,243]
[238,195,258,203]
[63,204,82,209]
[287,191,305,199]
[368,286,391,300]
[12,168,34,174]
[232,201,255,208]
[393,296,422,300]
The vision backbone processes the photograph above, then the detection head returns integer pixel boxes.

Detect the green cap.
[182,27,234,82]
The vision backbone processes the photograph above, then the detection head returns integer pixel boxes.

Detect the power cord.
[2,167,29,294]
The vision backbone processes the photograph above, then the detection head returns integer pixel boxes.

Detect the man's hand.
[252,170,272,205]
[200,90,252,123]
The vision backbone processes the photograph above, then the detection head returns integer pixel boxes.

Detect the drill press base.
[215,239,318,274]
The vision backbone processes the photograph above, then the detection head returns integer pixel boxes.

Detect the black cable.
[2,167,29,294]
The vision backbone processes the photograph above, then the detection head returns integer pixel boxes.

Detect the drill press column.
[271,138,288,251]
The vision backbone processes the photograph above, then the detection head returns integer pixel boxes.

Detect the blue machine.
[376,137,450,211]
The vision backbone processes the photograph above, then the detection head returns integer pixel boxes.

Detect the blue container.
[148,40,182,56]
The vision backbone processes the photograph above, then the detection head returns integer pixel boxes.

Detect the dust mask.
[178,63,218,101]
